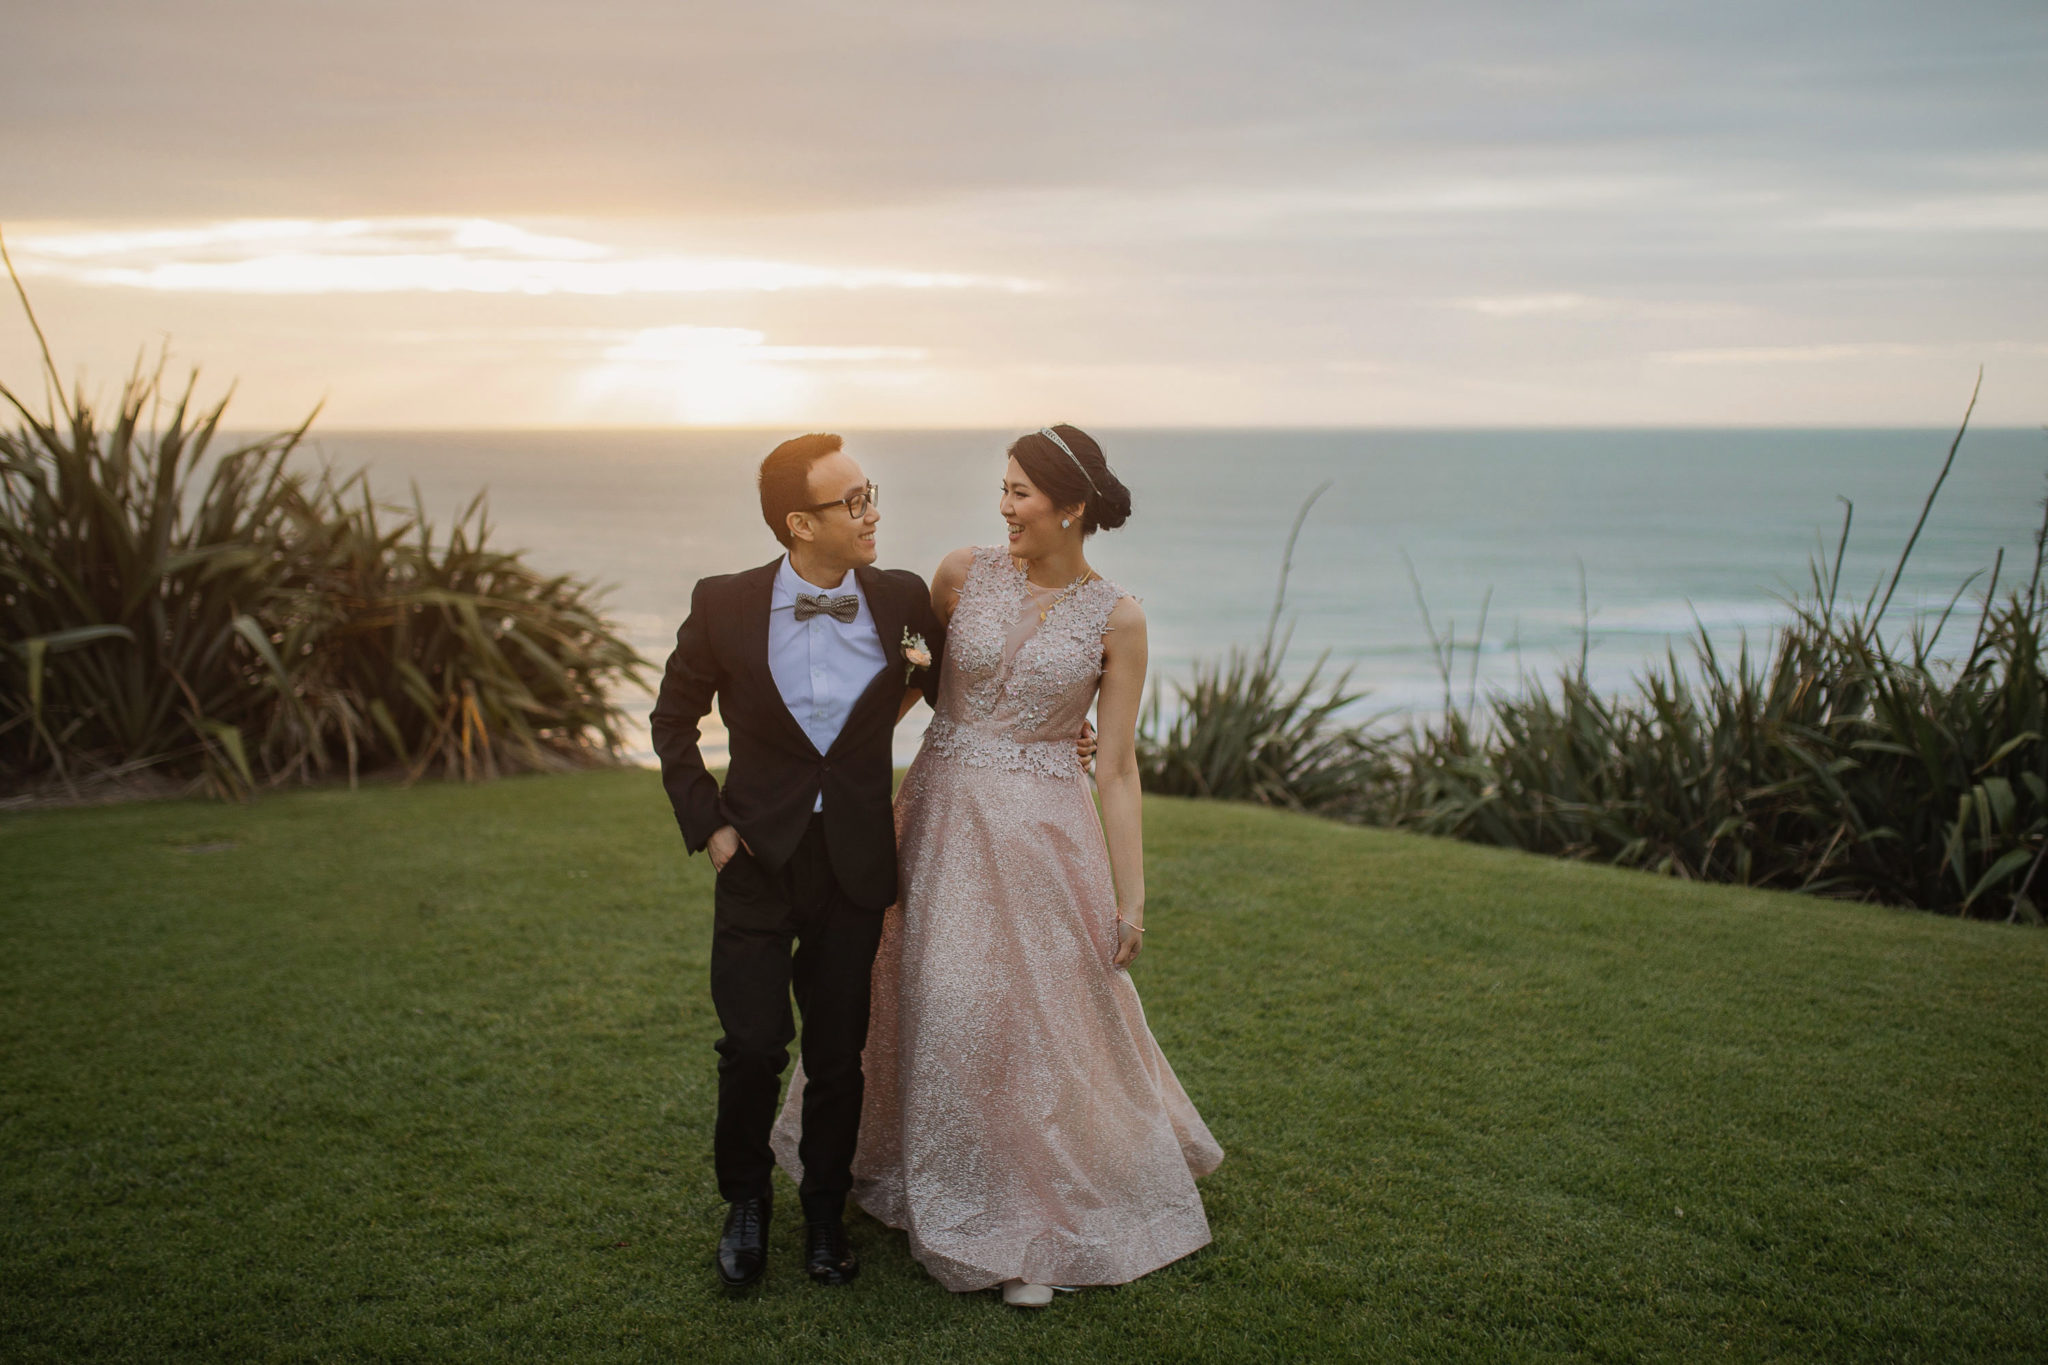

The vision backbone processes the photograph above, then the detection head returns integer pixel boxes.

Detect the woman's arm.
[1093,595,1149,968]
[930,546,975,625]
[898,547,976,720]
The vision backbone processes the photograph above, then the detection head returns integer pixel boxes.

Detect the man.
[651,433,944,1291]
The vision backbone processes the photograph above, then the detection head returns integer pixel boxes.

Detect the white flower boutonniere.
[901,628,932,684]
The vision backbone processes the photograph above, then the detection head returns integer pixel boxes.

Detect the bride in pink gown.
[773,425,1222,1303]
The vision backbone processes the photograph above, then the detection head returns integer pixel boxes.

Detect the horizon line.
[250,421,2042,436]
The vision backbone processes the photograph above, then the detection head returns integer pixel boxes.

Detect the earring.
[1061,518,1071,529]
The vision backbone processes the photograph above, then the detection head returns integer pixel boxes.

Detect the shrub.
[0,268,646,800]
[1138,483,1400,817]
[1137,635,1399,817]
[1390,380,2048,920]
[1141,384,2048,922]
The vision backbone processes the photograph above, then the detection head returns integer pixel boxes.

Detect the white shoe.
[1002,1279,1054,1308]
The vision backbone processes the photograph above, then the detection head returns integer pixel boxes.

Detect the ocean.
[297,428,2046,765]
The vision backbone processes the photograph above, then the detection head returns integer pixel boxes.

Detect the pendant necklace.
[1023,567,1098,624]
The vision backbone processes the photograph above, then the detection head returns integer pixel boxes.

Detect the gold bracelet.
[1117,914,1145,933]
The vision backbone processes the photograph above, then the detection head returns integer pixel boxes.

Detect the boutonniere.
[901,628,932,684]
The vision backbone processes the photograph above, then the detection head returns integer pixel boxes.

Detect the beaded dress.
[772,546,1222,1290]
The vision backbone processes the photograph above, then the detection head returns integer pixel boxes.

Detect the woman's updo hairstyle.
[1008,424,1134,535]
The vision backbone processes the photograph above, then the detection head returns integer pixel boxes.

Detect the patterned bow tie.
[793,592,859,623]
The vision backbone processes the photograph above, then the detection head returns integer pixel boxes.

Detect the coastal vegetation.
[7,263,2040,924]
[4,770,2043,1361]
[0,264,645,801]
[1137,483,1392,821]
[1140,388,2048,923]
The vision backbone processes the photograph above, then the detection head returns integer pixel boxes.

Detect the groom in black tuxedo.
[651,433,945,1291]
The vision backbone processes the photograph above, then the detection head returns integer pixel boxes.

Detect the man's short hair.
[758,433,843,549]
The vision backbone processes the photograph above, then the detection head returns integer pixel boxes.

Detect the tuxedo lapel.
[834,565,909,751]
[735,557,819,755]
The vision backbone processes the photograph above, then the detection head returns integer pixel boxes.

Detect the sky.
[3,0,2045,429]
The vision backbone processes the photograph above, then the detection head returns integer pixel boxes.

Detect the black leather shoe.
[805,1220,858,1285]
[716,1197,771,1291]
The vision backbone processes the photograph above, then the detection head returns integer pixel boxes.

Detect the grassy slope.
[1,770,2043,1363]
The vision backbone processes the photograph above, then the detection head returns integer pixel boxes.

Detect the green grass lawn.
[3,770,2044,1363]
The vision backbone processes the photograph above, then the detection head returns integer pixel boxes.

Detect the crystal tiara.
[1038,426,1100,497]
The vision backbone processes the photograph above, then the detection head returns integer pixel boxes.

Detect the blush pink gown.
[772,546,1223,1291]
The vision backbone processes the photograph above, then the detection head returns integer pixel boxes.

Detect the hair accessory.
[1038,426,1100,497]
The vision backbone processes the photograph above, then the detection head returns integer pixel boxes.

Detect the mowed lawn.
[2,770,2044,1363]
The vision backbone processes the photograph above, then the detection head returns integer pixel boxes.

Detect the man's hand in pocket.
[708,824,747,871]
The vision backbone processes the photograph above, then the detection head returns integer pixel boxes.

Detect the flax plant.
[1392,378,2048,921]
[1,245,646,799]
[1138,482,1400,816]
[1141,383,2046,922]
[1137,637,1396,816]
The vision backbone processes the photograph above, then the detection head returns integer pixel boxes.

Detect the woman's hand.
[1112,915,1144,968]
[1076,719,1097,771]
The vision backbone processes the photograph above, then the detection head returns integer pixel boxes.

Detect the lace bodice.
[920,546,1126,779]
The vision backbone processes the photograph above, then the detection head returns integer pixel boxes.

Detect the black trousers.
[709,814,885,1220]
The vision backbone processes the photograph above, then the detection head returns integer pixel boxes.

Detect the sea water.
[301,428,2046,764]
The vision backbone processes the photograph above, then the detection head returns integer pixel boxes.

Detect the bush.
[1138,483,1401,817]
[1391,381,2047,921]
[1136,635,1398,817]
[0,281,646,800]
[1142,385,2048,923]
[1394,525,2046,920]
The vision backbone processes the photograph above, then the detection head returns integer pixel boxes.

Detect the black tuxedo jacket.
[649,557,946,911]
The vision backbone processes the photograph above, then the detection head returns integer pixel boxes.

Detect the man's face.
[794,449,880,571]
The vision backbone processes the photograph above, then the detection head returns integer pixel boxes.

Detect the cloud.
[1650,344,1932,366]
[598,325,925,365]
[7,3,2044,221]
[9,218,1038,297]
[1450,294,1750,321]
[1807,193,2048,233]
[573,325,933,425]
[2,3,2045,427]
[1454,294,1600,317]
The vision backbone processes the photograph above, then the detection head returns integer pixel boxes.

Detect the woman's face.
[999,457,1081,560]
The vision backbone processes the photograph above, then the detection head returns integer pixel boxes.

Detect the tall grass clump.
[1144,382,2048,923]
[1138,484,1399,816]
[1395,378,2048,921]
[0,246,646,801]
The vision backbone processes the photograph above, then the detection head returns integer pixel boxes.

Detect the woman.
[774,425,1223,1306]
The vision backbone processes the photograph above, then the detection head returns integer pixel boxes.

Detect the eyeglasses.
[804,482,879,519]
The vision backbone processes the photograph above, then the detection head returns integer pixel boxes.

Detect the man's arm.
[649,579,728,854]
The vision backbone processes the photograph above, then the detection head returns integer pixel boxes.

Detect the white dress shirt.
[768,555,889,809]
